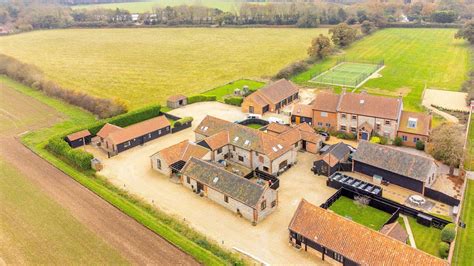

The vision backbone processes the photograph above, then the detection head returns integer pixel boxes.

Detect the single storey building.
[288,199,448,266]
[352,141,438,194]
[150,140,211,176]
[65,129,91,148]
[241,79,299,115]
[167,94,187,109]
[291,103,313,125]
[312,142,353,176]
[181,157,277,224]
[96,116,171,156]
[397,111,431,148]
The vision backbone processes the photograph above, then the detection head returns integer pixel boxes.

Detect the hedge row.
[46,138,94,171]
[174,116,193,127]
[0,54,127,118]
[224,96,244,106]
[87,105,162,135]
[187,94,216,104]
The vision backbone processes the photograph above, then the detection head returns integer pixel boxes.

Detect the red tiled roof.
[66,129,91,141]
[398,111,431,136]
[289,200,448,266]
[292,103,313,118]
[107,116,170,145]
[254,79,299,105]
[337,92,402,120]
[312,92,340,113]
[155,140,209,166]
[167,94,187,102]
[96,123,122,139]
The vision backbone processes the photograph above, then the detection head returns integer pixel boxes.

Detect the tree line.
[1,0,473,32]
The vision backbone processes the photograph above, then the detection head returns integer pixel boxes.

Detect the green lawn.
[0,158,127,264]
[294,28,471,112]
[246,123,263,129]
[405,216,443,258]
[453,180,474,265]
[202,79,265,102]
[328,196,391,231]
[465,117,474,171]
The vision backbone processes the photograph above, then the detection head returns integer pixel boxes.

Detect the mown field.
[454,180,474,265]
[0,157,126,264]
[0,28,327,109]
[294,28,471,111]
[71,0,246,13]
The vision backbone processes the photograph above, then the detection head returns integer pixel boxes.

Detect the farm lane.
[0,137,199,265]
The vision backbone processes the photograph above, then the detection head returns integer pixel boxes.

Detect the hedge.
[187,94,216,104]
[224,96,244,106]
[46,138,94,171]
[439,242,450,258]
[441,223,456,243]
[174,116,193,127]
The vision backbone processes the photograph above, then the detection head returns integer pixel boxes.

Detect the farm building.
[150,140,211,177]
[291,103,313,125]
[396,111,431,148]
[65,129,91,148]
[167,94,187,109]
[241,79,299,115]
[312,142,353,176]
[288,199,448,266]
[95,116,171,157]
[181,157,277,224]
[195,116,322,175]
[352,141,438,194]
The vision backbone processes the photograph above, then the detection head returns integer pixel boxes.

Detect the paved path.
[400,214,416,249]
[0,137,198,265]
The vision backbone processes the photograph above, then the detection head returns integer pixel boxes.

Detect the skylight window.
[277,144,283,150]
[213,177,219,183]
[272,147,278,152]
[234,136,239,142]
[203,126,208,131]
[244,140,250,145]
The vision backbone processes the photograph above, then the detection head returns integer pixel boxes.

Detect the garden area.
[201,79,265,105]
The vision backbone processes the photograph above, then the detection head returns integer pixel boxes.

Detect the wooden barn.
[65,129,91,148]
[352,141,438,194]
[312,142,353,176]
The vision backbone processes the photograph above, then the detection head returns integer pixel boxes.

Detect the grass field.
[0,158,127,264]
[453,180,474,265]
[0,28,327,109]
[328,196,391,231]
[202,79,265,102]
[294,28,471,111]
[310,62,382,88]
[71,0,248,13]
[405,216,443,258]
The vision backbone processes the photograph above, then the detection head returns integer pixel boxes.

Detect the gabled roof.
[96,123,123,139]
[312,92,340,113]
[289,199,448,266]
[319,142,352,166]
[292,103,313,118]
[353,141,437,182]
[107,116,170,145]
[337,92,402,120]
[153,140,209,166]
[182,157,266,207]
[66,129,91,141]
[258,79,299,104]
[167,94,187,102]
[266,123,290,135]
[398,111,431,136]
[380,222,409,243]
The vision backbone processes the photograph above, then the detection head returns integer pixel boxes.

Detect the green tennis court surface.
[310,62,383,88]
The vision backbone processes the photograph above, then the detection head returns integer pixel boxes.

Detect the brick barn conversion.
[352,141,438,194]
[288,199,448,266]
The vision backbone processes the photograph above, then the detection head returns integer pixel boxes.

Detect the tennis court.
[310,61,383,88]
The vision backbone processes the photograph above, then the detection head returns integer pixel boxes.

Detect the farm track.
[0,137,198,265]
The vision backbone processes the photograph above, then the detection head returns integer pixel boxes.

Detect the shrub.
[441,223,456,243]
[393,136,403,146]
[187,94,217,104]
[438,242,450,258]
[46,138,94,171]
[0,54,127,118]
[273,61,309,80]
[370,136,381,144]
[224,96,244,106]
[174,116,193,127]
[416,140,425,151]
[336,131,356,140]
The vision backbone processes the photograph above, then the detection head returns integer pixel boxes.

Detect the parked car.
[247,114,262,119]
[268,117,285,124]
[318,131,330,141]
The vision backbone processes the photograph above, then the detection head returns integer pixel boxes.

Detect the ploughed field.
[0,28,328,109]
[294,28,471,111]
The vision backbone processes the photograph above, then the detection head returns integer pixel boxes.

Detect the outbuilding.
[65,129,91,148]
[312,142,353,176]
[167,94,187,109]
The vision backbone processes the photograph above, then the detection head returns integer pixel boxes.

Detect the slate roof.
[96,123,122,139]
[312,92,340,113]
[337,92,402,120]
[182,157,266,207]
[398,111,431,136]
[107,116,170,145]
[380,222,409,243]
[66,129,91,141]
[319,142,352,167]
[153,140,209,166]
[288,199,448,266]
[353,141,437,182]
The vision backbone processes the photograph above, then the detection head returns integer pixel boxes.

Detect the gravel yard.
[86,115,335,264]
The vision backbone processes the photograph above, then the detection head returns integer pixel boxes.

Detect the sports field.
[0,28,327,109]
[294,28,471,111]
[310,62,382,87]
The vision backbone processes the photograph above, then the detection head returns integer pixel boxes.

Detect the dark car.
[318,131,330,141]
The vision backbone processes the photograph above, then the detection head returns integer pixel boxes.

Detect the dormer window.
[408,117,417,128]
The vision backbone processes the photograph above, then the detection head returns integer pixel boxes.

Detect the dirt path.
[0,137,198,265]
